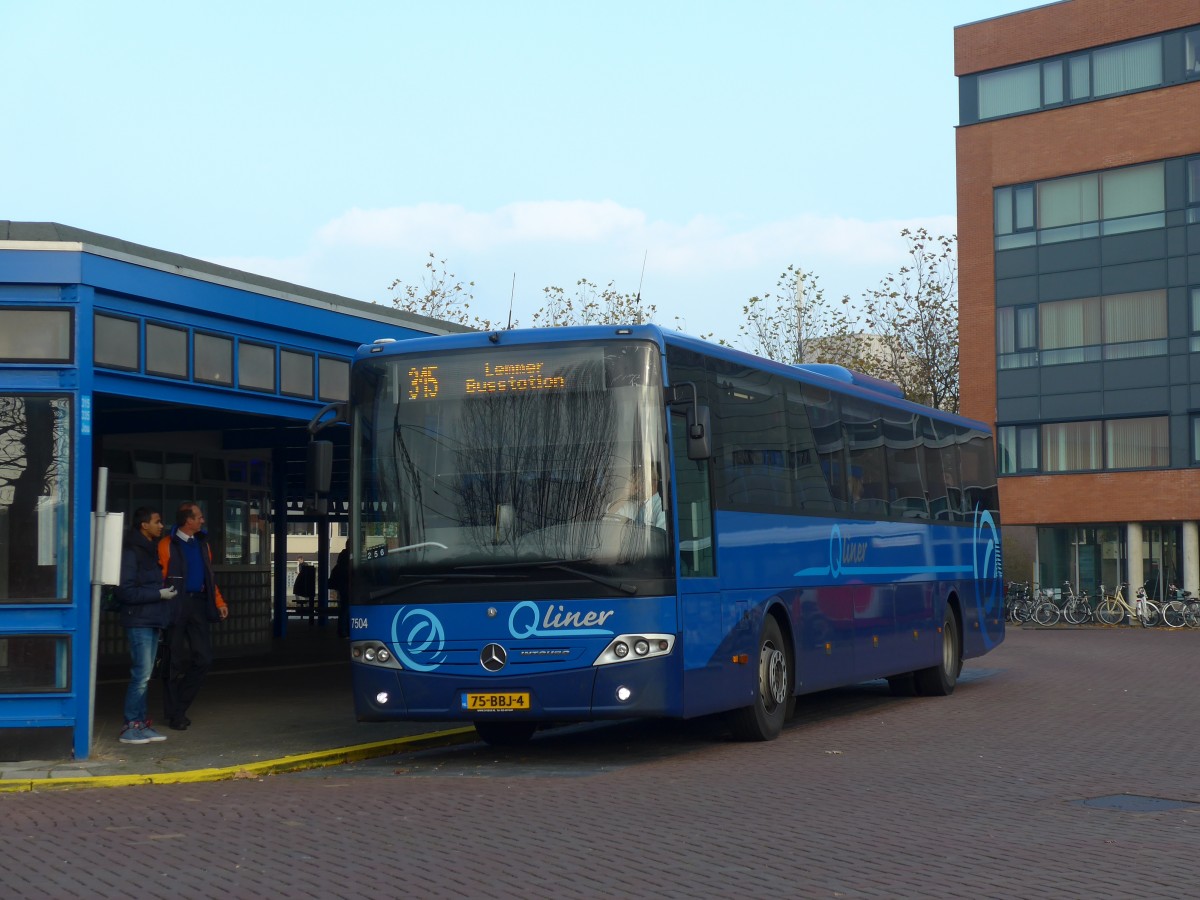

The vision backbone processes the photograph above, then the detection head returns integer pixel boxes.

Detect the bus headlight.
[593,634,675,666]
[351,641,403,669]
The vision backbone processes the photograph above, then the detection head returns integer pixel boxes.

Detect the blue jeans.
[124,627,161,725]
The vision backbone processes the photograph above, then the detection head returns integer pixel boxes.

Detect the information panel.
[399,346,608,402]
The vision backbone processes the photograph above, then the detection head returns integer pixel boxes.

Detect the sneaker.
[119,723,150,745]
[140,723,167,742]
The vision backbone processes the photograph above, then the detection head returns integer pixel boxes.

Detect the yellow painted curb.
[0,726,478,793]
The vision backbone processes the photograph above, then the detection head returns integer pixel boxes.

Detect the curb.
[0,726,477,793]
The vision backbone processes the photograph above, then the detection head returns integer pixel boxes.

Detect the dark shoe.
[168,719,188,731]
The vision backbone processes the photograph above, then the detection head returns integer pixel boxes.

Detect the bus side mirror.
[686,405,712,460]
[306,441,333,514]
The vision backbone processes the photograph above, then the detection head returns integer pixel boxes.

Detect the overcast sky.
[2,0,1038,343]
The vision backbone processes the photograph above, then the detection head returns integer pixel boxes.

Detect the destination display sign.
[398,346,608,402]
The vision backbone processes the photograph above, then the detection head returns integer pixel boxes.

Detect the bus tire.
[914,604,960,697]
[728,615,791,741]
[474,720,537,746]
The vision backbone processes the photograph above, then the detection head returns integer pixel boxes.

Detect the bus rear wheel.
[914,604,961,696]
[474,720,537,746]
[728,615,791,741]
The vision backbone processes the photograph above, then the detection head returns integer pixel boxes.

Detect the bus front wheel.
[914,604,961,696]
[474,720,537,746]
[728,615,791,741]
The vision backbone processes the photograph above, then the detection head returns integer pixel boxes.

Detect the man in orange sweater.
[158,501,228,731]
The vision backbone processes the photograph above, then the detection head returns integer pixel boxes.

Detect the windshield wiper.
[539,563,638,596]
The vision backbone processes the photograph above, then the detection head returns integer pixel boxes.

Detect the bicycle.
[1161,584,1200,628]
[1094,583,1161,627]
[1060,581,1093,625]
[1032,585,1062,626]
[1005,582,1036,624]
[1186,594,1200,629]
[1160,584,1188,629]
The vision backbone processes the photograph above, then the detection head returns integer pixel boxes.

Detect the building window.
[978,63,1041,119]
[238,341,275,393]
[1037,172,1101,241]
[967,30,1178,123]
[280,349,314,398]
[996,306,1038,368]
[0,396,72,602]
[1187,29,1200,79]
[195,333,233,385]
[1187,156,1200,224]
[994,184,1036,249]
[94,314,139,371]
[1040,298,1101,365]
[1037,291,1167,366]
[146,322,188,379]
[998,425,1038,474]
[318,356,350,402]
[1191,288,1200,353]
[1106,417,1168,469]
[1192,416,1200,465]
[0,636,70,692]
[1042,421,1102,472]
[1040,417,1168,473]
[1042,60,1064,105]
[1068,54,1091,100]
[0,309,73,362]
[1092,36,1162,97]
[1101,291,1167,359]
[997,161,1166,248]
[1100,163,1165,234]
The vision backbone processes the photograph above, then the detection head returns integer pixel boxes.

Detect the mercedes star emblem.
[481,643,507,672]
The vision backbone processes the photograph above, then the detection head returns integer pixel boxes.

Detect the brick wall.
[954,0,1200,75]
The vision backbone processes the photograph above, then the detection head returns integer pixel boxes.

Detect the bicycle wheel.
[1033,602,1060,626]
[1139,600,1162,628]
[1095,598,1125,626]
[1162,600,1186,628]
[1184,601,1200,628]
[1063,598,1090,625]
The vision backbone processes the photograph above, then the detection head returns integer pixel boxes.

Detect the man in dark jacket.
[115,507,177,744]
[158,501,228,731]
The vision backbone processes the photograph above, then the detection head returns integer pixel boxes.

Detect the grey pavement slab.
[0,622,469,787]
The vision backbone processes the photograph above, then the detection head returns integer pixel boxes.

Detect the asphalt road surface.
[4,627,1197,899]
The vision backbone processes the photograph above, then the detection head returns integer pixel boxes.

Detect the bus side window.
[671,413,715,577]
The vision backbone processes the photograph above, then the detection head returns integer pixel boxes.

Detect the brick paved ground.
[2,627,1197,899]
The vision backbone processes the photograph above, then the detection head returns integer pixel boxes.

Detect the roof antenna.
[507,273,516,330]
[636,250,648,304]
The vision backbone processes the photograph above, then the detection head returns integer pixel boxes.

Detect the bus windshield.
[352,339,674,602]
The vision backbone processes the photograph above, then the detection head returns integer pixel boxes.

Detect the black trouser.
[161,593,213,723]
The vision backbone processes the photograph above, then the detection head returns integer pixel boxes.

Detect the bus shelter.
[0,222,465,760]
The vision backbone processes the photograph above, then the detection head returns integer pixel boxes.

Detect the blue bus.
[337,324,1003,745]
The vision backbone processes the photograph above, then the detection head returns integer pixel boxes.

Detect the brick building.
[955,1,1200,596]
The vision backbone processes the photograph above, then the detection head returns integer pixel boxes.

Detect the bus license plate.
[463,692,530,711]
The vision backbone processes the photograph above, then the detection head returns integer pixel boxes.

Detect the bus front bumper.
[353,656,682,723]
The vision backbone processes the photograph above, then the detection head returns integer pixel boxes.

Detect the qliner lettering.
[465,361,567,394]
